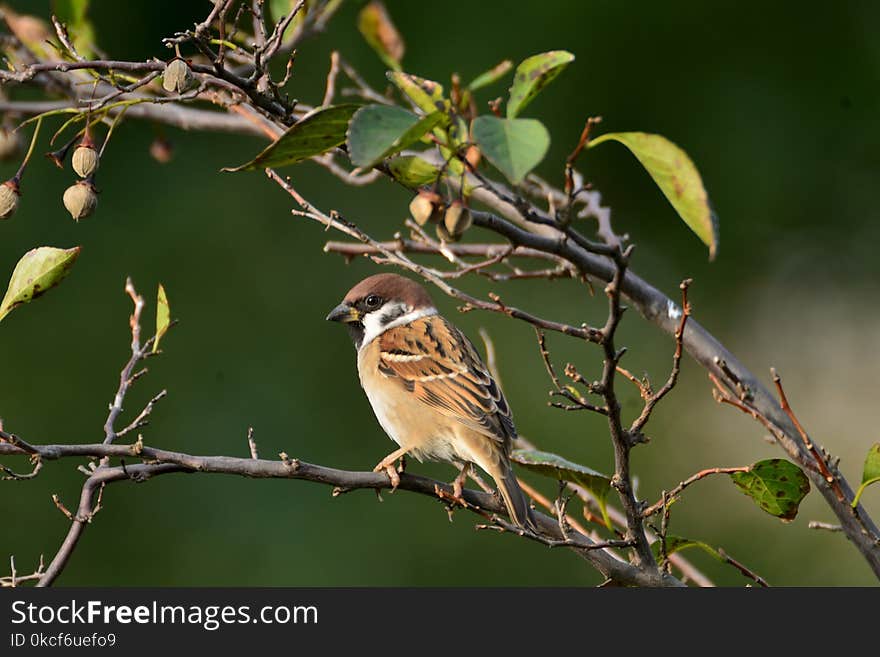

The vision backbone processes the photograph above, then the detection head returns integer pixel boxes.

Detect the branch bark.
[0,439,683,588]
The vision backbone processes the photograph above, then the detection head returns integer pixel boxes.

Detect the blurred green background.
[2,1,879,586]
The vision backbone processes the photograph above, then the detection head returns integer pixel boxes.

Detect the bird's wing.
[376,316,515,447]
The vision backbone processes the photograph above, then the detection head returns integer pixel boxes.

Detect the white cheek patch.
[360,302,438,347]
[361,304,396,347]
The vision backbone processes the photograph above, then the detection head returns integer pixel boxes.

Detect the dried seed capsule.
[0,128,22,162]
[409,193,433,226]
[63,181,98,222]
[464,145,481,170]
[71,144,99,178]
[443,200,471,236]
[0,179,20,219]
[435,221,455,242]
[162,58,196,94]
[408,190,442,226]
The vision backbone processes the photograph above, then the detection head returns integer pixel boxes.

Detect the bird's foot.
[373,459,401,491]
[452,465,470,499]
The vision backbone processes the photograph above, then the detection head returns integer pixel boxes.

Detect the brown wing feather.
[377,316,515,447]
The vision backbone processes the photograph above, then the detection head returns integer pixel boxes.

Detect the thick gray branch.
[468,211,880,576]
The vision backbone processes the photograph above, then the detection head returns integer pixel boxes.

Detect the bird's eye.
[365,295,382,309]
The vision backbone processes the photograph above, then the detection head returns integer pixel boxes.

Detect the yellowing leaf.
[268,0,309,41]
[852,443,880,508]
[467,60,513,92]
[154,283,170,353]
[386,156,441,187]
[52,0,96,57]
[651,535,722,565]
[0,246,81,323]
[507,50,574,118]
[387,72,445,114]
[589,132,719,259]
[358,1,404,71]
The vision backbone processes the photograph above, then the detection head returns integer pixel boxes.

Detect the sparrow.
[326,272,536,529]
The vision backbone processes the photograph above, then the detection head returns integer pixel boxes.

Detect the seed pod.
[62,181,98,222]
[443,200,472,237]
[0,179,20,219]
[408,190,442,226]
[464,145,481,170]
[71,144,99,178]
[0,128,22,162]
[162,58,196,94]
[435,222,455,242]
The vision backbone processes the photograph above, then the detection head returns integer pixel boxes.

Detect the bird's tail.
[496,459,537,531]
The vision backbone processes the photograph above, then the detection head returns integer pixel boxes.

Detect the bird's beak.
[326,302,361,323]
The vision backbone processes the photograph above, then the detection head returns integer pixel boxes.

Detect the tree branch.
[0,439,683,588]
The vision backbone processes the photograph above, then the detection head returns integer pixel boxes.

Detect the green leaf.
[387,156,441,187]
[154,283,170,354]
[472,115,550,184]
[589,132,719,259]
[510,448,612,528]
[223,105,359,172]
[387,72,445,114]
[0,246,81,323]
[852,443,880,508]
[52,0,96,58]
[53,0,88,23]
[357,0,404,71]
[467,60,513,92]
[347,105,447,169]
[507,50,574,118]
[268,0,309,41]
[651,535,722,565]
[729,459,810,521]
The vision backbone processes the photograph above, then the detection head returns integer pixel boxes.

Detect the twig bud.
[62,180,98,221]
[162,58,196,94]
[0,179,20,219]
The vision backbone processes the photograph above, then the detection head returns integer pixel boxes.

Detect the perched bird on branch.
[327,273,535,529]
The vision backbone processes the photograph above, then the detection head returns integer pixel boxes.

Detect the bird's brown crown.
[343,273,433,309]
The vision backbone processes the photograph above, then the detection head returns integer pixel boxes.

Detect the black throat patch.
[346,322,365,350]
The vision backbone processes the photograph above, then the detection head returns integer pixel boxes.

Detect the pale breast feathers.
[376,316,515,446]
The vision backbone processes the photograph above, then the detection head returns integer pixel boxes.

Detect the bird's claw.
[373,460,401,491]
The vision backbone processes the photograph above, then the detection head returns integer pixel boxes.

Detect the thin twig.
[629,279,692,435]
[771,368,844,500]
[642,466,750,517]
